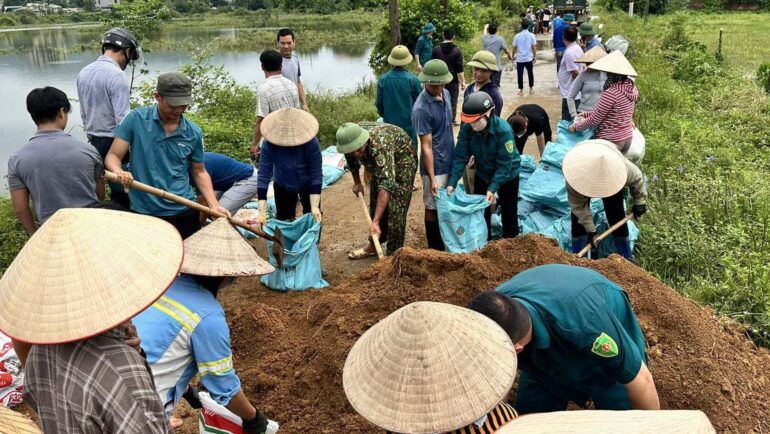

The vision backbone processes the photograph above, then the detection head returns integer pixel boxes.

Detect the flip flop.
[347,248,376,260]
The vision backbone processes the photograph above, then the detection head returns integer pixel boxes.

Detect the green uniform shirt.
[415,34,433,66]
[344,122,416,194]
[448,116,520,193]
[375,67,422,147]
[497,264,646,387]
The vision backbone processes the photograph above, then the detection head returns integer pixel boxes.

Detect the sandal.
[347,248,376,260]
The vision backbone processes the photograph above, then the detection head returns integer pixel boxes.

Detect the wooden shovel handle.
[577,213,635,258]
[358,193,384,259]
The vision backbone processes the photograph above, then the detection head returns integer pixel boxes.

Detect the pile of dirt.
[176,235,770,434]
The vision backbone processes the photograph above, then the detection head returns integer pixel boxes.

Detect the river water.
[0,26,375,190]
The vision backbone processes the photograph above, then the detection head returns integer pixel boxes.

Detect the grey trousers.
[216,168,259,215]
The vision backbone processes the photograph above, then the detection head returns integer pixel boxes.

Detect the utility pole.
[388,0,401,46]
[644,0,650,24]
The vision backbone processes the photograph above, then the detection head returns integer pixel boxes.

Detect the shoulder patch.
[591,332,619,358]
[505,140,514,154]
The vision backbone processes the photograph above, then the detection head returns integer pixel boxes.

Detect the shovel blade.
[271,226,286,268]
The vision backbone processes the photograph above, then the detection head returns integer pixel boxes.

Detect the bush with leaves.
[0,199,28,275]
[757,62,770,93]
[108,0,171,41]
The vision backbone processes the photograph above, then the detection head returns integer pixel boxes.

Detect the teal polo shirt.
[375,67,421,147]
[114,106,204,216]
[497,265,646,388]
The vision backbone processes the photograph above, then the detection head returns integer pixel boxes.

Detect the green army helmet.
[579,22,596,36]
[388,45,413,67]
[418,59,453,85]
[467,50,499,72]
[336,122,370,154]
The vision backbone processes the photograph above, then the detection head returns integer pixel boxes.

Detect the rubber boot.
[614,236,633,260]
[425,220,446,251]
[572,236,588,254]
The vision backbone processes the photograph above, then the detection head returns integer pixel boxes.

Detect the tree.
[388,0,400,45]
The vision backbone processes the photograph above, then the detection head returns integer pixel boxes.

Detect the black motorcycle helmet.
[102,27,140,61]
[461,91,495,124]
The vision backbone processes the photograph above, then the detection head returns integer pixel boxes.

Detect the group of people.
[1,14,653,433]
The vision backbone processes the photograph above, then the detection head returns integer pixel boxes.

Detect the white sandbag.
[198,392,279,434]
[626,128,646,166]
[497,410,715,434]
[0,332,24,408]
[605,35,630,55]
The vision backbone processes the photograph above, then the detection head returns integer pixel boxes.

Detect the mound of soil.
[175,235,770,434]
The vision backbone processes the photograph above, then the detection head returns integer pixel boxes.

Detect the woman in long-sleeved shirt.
[567,46,608,118]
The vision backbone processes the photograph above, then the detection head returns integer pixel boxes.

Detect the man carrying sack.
[337,122,417,259]
[343,301,518,433]
[133,218,275,433]
[0,208,183,433]
[563,139,647,260]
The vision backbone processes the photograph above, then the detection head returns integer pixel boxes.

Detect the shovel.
[357,193,384,259]
[104,171,285,267]
[577,213,634,258]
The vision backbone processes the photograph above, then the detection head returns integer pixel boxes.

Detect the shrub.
[0,199,28,275]
[758,62,770,93]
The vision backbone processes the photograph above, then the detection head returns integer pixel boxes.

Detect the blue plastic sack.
[519,154,537,187]
[321,146,347,189]
[436,188,490,253]
[542,216,572,251]
[261,214,328,291]
[554,119,593,148]
[520,163,570,214]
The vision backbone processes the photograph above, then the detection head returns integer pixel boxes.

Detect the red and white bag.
[198,392,278,434]
[0,332,24,408]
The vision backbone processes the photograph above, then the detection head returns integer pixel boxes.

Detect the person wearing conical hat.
[465,50,504,117]
[413,59,455,251]
[414,22,436,72]
[468,264,660,414]
[133,218,275,434]
[567,45,608,121]
[255,107,323,225]
[0,208,184,433]
[376,45,422,148]
[563,139,647,259]
[569,51,639,154]
[337,121,417,258]
[343,302,519,434]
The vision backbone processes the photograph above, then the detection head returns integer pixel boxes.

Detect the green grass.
[0,199,29,275]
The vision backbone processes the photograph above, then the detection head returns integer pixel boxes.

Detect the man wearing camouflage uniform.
[336,122,418,258]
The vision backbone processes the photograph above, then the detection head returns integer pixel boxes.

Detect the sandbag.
[520,163,570,214]
[321,145,347,189]
[604,35,630,55]
[553,120,594,151]
[519,155,537,187]
[0,332,23,408]
[626,128,645,167]
[436,188,490,253]
[541,216,572,251]
[261,214,328,291]
[198,392,279,434]
[497,410,715,434]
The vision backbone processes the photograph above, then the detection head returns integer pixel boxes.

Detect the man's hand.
[214,205,231,218]
[587,231,598,247]
[114,169,134,193]
[446,185,455,195]
[256,200,268,226]
[485,191,495,203]
[250,143,260,162]
[533,58,537,64]
[369,220,381,238]
[241,409,269,434]
[352,182,364,197]
[430,178,439,197]
[121,321,142,355]
[633,204,647,219]
[416,63,423,72]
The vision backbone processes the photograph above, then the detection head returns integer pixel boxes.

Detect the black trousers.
[89,135,130,209]
[446,81,460,123]
[516,61,534,90]
[474,176,520,240]
[491,70,502,87]
[158,208,202,239]
[273,184,311,221]
[571,189,629,238]
[561,98,580,121]
[514,122,552,155]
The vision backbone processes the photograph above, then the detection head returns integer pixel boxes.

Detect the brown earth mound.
[175,235,770,433]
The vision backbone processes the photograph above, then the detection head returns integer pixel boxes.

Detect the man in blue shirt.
[553,13,575,73]
[467,264,661,414]
[197,152,258,216]
[412,59,455,251]
[106,72,228,239]
[133,218,275,434]
[375,45,422,148]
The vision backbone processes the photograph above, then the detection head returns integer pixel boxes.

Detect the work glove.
[632,204,647,219]
[182,386,202,410]
[241,409,269,434]
[310,194,322,224]
[255,200,268,226]
[587,231,598,247]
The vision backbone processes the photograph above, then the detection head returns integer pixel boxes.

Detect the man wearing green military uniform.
[375,45,422,148]
[414,23,436,72]
[447,91,520,240]
[337,122,418,258]
[468,264,661,413]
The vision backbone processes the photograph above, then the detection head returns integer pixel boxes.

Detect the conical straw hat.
[343,301,517,434]
[181,217,274,276]
[576,46,608,64]
[496,410,716,434]
[563,139,628,198]
[588,50,638,76]
[0,208,182,345]
[260,107,319,146]
[0,406,41,434]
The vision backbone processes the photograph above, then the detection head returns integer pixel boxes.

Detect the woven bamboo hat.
[0,406,41,434]
[563,139,628,198]
[181,217,274,276]
[496,410,716,434]
[576,46,607,64]
[588,50,638,76]
[260,107,319,146]
[343,301,517,434]
[0,208,182,345]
